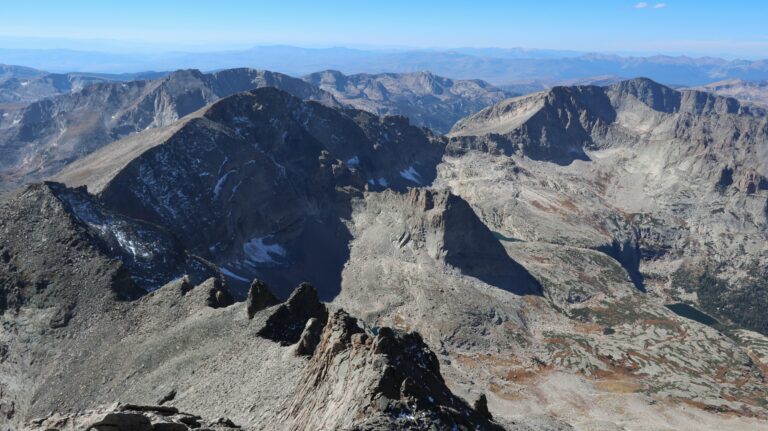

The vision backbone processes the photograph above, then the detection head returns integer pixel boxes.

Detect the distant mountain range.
[0,68,167,104]
[690,79,768,108]
[6,61,768,192]
[1,46,768,85]
[304,70,513,133]
[0,68,339,188]
[0,68,510,189]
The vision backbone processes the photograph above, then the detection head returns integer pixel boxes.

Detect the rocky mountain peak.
[450,77,768,169]
[609,77,682,112]
[165,68,207,82]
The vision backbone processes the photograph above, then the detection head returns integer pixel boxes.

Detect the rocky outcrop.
[362,188,540,295]
[279,309,505,431]
[0,227,502,431]
[736,169,768,194]
[246,279,279,318]
[258,283,328,345]
[425,189,541,295]
[204,277,236,309]
[293,317,324,357]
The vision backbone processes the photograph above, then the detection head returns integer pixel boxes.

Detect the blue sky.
[0,0,766,58]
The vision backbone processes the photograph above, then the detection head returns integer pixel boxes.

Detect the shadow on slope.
[440,192,542,296]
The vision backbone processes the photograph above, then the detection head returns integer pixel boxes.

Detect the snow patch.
[213,169,237,199]
[377,177,388,187]
[399,165,422,184]
[114,230,151,258]
[243,236,286,265]
[346,156,360,167]
[220,267,251,282]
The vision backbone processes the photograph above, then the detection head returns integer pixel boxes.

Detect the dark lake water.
[665,303,719,326]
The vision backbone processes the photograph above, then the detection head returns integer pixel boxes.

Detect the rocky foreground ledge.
[11,278,502,431]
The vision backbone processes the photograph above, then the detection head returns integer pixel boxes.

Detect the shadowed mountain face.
[302,70,513,133]
[400,188,541,295]
[0,182,218,319]
[56,87,447,299]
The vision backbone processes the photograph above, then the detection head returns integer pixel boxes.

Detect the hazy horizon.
[1,0,767,59]
[1,37,765,62]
